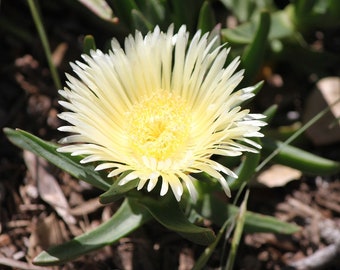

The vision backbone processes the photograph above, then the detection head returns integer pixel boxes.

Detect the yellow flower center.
[126,90,191,161]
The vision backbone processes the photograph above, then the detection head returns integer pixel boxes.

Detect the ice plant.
[57,25,265,202]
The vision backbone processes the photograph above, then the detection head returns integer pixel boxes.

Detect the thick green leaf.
[171,0,203,32]
[131,9,153,33]
[269,7,295,40]
[3,128,110,191]
[219,0,276,22]
[100,177,139,204]
[83,34,97,55]
[222,19,258,44]
[262,104,278,125]
[77,0,114,21]
[219,0,255,22]
[33,198,152,266]
[111,0,138,29]
[227,138,261,190]
[292,0,340,29]
[135,0,165,26]
[294,0,316,16]
[329,0,340,19]
[197,1,216,34]
[138,194,216,245]
[261,137,340,175]
[241,11,270,86]
[195,192,300,234]
[222,9,295,44]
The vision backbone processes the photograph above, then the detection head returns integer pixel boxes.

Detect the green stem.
[27,0,62,89]
[224,189,249,270]
[257,97,340,172]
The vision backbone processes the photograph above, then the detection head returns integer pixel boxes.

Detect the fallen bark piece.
[303,76,340,145]
[0,257,50,270]
[289,242,340,270]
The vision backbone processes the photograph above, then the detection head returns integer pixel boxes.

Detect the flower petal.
[57,25,266,201]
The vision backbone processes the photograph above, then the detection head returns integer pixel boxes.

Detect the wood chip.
[289,243,340,270]
[0,257,50,270]
[69,197,103,216]
[178,247,195,270]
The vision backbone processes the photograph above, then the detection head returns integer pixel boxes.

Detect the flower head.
[58,25,266,201]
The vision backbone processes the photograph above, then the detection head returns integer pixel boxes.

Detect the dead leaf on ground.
[23,150,76,224]
[304,76,340,145]
[69,197,103,216]
[27,213,68,260]
[257,164,302,188]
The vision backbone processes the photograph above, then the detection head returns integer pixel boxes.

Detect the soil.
[1,1,339,269]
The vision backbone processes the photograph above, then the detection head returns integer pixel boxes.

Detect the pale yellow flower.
[58,25,266,201]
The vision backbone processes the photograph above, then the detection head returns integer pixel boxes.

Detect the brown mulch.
[1,1,340,269]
